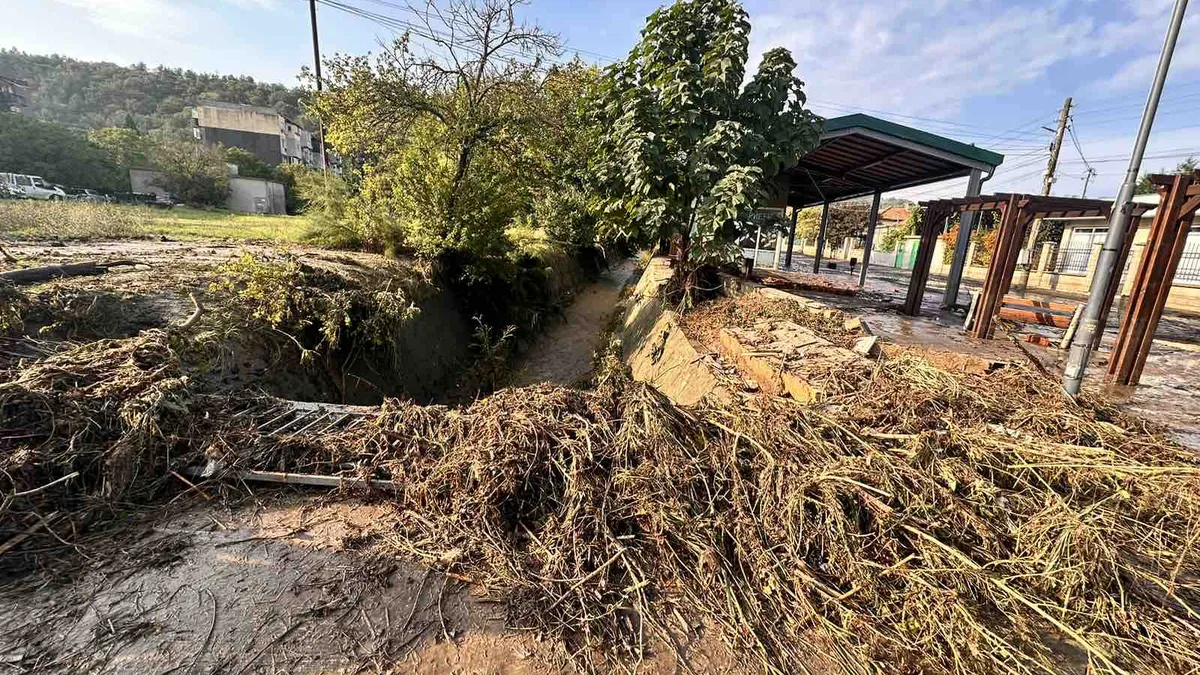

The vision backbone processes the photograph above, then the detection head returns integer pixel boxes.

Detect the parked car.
[111,191,175,209]
[68,188,110,203]
[0,172,68,200]
[0,181,21,199]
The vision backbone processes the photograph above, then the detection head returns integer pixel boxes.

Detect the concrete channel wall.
[618,258,725,406]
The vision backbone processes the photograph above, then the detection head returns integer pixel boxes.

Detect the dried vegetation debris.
[680,292,860,350]
[2,313,1200,673]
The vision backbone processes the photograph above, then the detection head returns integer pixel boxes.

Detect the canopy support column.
[943,168,984,308]
[784,207,798,268]
[812,201,830,274]
[859,190,882,288]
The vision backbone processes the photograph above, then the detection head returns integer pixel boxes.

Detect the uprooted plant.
[207,252,419,366]
[216,354,1199,675]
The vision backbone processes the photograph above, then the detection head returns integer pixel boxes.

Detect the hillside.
[0,49,312,132]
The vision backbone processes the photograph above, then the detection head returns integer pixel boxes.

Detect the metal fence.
[1049,247,1092,275]
[1177,245,1200,286]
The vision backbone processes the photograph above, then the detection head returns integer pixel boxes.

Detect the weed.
[209,252,419,364]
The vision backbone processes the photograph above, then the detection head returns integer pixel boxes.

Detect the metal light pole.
[1063,0,1189,396]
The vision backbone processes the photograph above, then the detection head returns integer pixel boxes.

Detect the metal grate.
[1177,246,1200,286]
[1049,247,1092,275]
[248,400,378,438]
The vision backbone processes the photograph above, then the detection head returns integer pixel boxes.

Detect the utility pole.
[1063,0,1189,396]
[1019,97,1073,290]
[1042,97,1073,196]
[309,0,328,173]
[1081,167,1097,198]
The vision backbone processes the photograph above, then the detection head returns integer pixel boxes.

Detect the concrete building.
[228,176,287,215]
[193,102,321,169]
[130,166,287,215]
[129,168,171,200]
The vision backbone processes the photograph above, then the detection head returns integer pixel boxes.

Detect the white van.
[0,172,68,200]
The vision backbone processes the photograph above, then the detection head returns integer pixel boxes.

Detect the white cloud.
[52,0,192,38]
[745,0,1098,117]
[745,0,1200,118]
[50,0,278,40]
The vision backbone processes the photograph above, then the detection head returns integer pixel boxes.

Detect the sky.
[4,0,1200,201]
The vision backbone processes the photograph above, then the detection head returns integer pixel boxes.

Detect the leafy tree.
[87,127,152,171]
[222,146,275,179]
[794,200,873,248]
[0,114,125,190]
[150,139,229,206]
[589,0,820,284]
[312,0,560,263]
[1136,156,1198,194]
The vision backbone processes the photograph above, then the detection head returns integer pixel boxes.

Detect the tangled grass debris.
[223,352,1199,674]
[3,318,1199,674]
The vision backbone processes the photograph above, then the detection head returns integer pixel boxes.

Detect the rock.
[853,335,881,358]
[843,316,872,335]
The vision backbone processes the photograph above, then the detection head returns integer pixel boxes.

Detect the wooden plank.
[997,307,1074,329]
[974,196,1021,339]
[1129,212,1194,384]
[999,297,1078,314]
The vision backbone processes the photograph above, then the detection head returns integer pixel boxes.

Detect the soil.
[0,240,472,405]
[0,494,743,674]
[509,258,640,388]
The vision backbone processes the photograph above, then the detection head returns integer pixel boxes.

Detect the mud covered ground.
[0,493,743,675]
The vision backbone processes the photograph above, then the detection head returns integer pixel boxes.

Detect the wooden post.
[1107,173,1199,385]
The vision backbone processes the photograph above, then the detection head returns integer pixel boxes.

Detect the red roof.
[880,206,911,222]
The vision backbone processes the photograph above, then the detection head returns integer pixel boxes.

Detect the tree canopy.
[0,49,311,133]
[589,0,821,274]
[0,114,125,190]
[1136,156,1198,194]
[312,0,580,263]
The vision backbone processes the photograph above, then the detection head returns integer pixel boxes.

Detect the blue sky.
[4,0,1200,200]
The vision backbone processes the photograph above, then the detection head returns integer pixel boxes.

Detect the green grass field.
[0,201,312,243]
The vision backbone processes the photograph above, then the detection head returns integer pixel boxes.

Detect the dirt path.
[510,258,639,387]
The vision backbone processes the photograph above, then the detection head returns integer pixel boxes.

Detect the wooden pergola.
[1107,171,1200,385]
[902,193,1153,341]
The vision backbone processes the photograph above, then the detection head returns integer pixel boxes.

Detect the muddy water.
[509,258,640,388]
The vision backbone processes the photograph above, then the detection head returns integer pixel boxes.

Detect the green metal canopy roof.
[781,113,1006,208]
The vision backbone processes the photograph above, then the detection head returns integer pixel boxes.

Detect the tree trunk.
[445,140,476,220]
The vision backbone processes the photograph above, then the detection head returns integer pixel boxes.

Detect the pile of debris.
[3,325,1199,674]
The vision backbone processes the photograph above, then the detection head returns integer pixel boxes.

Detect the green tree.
[0,48,313,132]
[222,146,274,179]
[150,138,229,206]
[1136,156,1198,194]
[312,0,560,262]
[794,201,873,248]
[589,0,820,283]
[0,114,125,190]
[88,127,152,171]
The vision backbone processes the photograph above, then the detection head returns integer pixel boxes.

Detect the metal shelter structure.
[1107,171,1200,385]
[901,194,1154,338]
[778,114,1004,293]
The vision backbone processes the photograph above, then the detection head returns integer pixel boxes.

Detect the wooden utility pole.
[1019,97,1073,285]
[1042,97,1073,196]
[309,0,327,173]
